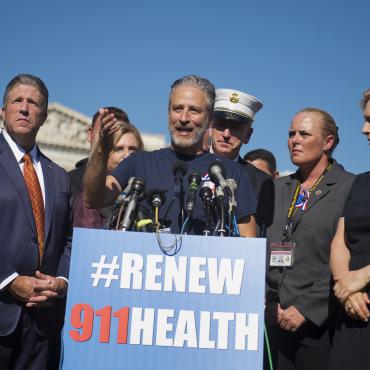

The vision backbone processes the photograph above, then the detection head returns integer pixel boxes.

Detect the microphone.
[147,188,166,229]
[172,161,188,226]
[208,161,231,196]
[256,178,275,237]
[215,185,224,200]
[121,177,145,231]
[115,177,135,205]
[226,178,238,236]
[199,185,214,235]
[135,204,153,233]
[172,161,188,196]
[148,188,166,208]
[185,172,202,214]
[108,177,135,230]
[226,178,238,210]
[215,185,226,236]
[199,185,214,205]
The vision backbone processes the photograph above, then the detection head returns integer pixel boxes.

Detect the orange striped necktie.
[22,153,45,264]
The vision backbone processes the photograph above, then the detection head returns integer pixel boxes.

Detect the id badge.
[269,242,296,267]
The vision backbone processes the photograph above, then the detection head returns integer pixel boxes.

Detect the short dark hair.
[243,148,277,174]
[298,107,339,156]
[3,74,49,114]
[92,107,130,128]
[169,75,215,120]
[360,88,370,111]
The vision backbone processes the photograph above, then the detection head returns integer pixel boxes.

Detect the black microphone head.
[188,172,202,186]
[147,188,166,208]
[255,178,275,228]
[131,177,145,195]
[199,185,213,200]
[172,161,188,177]
[208,160,226,183]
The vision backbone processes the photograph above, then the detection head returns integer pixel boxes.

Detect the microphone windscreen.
[172,161,188,177]
[131,177,145,194]
[208,160,226,181]
[147,188,166,207]
[188,172,202,186]
[255,178,275,228]
[199,186,213,202]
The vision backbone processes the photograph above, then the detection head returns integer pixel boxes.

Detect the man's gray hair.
[169,75,215,119]
[3,74,49,114]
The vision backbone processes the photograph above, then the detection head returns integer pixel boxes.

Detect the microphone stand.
[179,178,185,228]
[226,179,237,236]
[215,186,226,237]
[199,186,213,236]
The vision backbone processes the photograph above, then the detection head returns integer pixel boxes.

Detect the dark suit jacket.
[238,157,271,197]
[266,160,354,326]
[68,157,88,207]
[0,133,71,338]
[238,157,275,229]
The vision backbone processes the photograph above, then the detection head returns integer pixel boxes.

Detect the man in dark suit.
[210,89,275,233]
[0,74,71,370]
[244,148,280,179]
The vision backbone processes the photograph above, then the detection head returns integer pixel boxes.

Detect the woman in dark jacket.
[265,108,354,370]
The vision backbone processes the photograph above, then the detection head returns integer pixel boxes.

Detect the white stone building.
[0,102,166,171]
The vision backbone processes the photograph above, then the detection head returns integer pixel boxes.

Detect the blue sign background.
[62,229,266,370]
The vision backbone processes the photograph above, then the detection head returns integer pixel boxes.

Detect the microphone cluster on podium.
[108,160,242,238]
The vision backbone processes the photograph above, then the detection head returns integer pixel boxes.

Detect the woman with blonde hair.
[73,121,143,229]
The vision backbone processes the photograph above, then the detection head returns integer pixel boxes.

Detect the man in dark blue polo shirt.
[83,75,257,237]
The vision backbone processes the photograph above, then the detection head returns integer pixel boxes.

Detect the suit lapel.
[283,174,299,221]
[40,152,54,247]
[304,161,340,213]
[304,181,330,212]
[0,134,37,235]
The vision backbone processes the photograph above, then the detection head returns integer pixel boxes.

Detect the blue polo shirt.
[111,148,256,235]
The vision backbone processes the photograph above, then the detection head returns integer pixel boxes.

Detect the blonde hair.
[113,121,144,151]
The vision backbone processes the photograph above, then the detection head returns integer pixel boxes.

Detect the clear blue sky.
[1,0,369,174]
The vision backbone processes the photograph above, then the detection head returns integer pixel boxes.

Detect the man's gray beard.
[169,123,208,150]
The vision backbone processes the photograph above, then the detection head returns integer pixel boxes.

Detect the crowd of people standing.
[0,72,368,370]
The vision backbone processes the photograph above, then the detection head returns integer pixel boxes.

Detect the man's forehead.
[7,83,42,97]
[171,85,207,101]
[3,84,42,109]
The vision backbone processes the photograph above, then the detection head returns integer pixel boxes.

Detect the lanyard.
[282,161,332,242]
